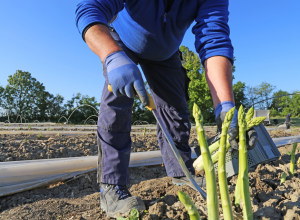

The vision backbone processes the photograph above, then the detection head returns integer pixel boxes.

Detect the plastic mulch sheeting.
[272,135,300,147]
[1,136,299,197]
[0,150,180,197]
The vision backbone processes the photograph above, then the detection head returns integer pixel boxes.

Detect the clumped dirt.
[131,130,214,153]
[0,130,300,219]
[1,149,300,220]
[0,134,98,162]
[0,130,214,162]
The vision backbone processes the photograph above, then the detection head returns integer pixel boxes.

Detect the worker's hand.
[105,51,149,106]
[215,101,258,151]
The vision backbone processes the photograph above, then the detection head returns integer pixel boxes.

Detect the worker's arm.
[75,0,125,61]
[204,56,234,107]
[81,24,149,105]
[85,24,122,62]
[205,56,258,151]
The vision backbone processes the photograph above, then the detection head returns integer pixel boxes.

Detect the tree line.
[0,70,100,124]
[0,46,298,124]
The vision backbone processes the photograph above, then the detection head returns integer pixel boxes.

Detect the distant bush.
[270,108,280,117]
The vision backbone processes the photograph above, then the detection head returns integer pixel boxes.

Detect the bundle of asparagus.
[193,107,266,174]
[191,104,254,220]
[179,104,255,220]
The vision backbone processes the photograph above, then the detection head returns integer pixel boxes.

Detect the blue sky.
[0,1,299,103]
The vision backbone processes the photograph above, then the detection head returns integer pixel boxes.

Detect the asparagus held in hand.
[193,103,219,220]
[245,107,254,125]
[193,116,266,174]
[246,117,266,131]
[237,105,253,220]
[178,191,201,220]
[218,107,235,220]
[290,142,298,176]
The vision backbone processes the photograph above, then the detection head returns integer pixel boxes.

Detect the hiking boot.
[172,175,206,190]
[100,183,145,218]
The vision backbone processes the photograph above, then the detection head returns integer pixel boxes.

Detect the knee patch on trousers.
[98,105,132,132]
[156,105,191,144]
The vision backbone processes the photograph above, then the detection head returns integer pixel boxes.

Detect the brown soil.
[0,134,98,162]
[0,130,214,162]
[268,128,300,138]
[0,132,300,219]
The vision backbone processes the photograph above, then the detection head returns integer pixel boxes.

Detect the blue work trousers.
[97,30,194,185]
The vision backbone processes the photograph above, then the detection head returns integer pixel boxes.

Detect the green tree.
[1,70,45,118]
[281,91,300,117]
[245,86,259,108]
[63,93,99,124]
[245,82,276,110]
[270,90,290,112]
[78,94,100,117]
[180,45,214,122]
[33,91,65,121]
[180,46,240,123]
[255,81,276,109]
[0,85,4,106]
[233,81,247,108]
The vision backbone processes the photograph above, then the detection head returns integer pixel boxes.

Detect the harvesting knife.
[108,85,207,200]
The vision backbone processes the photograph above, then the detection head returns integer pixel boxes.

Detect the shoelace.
[114,185,131,200]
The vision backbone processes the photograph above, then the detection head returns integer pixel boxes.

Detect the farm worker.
[285,113,291,129]
[75,0,258,217]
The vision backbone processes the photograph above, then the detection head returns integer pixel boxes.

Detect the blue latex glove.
[105,51,149,106]
[215,101,258,151]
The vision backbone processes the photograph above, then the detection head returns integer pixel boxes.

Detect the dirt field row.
[0,129,218,162]
[0,129,299,219]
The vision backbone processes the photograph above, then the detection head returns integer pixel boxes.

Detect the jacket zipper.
[162,0,182,33]
[163,13,167,33]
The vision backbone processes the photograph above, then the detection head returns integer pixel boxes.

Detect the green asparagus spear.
[193,103,219,220]
[246,117,266,131]
[218,107,235,220]
[234,174,241,206]
[245,107,254,125]
[290,142,298,176]
[178,191,201,220]
[237,105,253,220]
[280,172,287,185]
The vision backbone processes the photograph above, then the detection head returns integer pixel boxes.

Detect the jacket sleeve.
[192,0,234,66]
[75,0,124,40]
